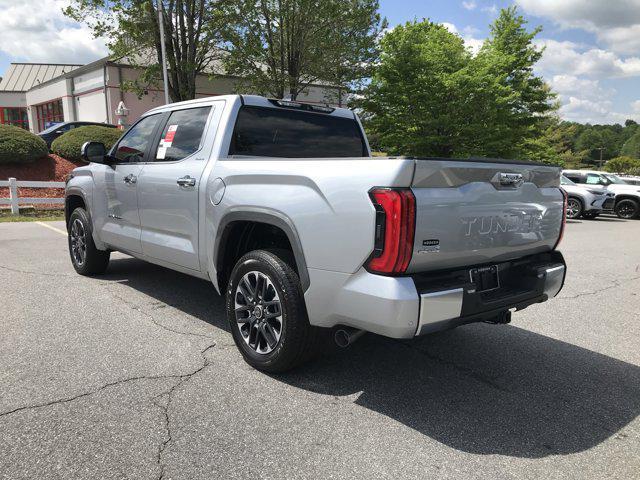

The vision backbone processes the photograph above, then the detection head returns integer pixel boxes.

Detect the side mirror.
[81,141,108,164]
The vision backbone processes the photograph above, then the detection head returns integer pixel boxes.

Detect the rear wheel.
[566,197,583,219]
[225,250,318,372]
[68,208,110,275]
[615,199,639,219]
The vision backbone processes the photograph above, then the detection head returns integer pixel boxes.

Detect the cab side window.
[586,174,603,185]
[154,107,211,162]
[564,174,580,183]
[113,114,162,163]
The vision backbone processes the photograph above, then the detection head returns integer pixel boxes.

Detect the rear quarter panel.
[205,157,415,284]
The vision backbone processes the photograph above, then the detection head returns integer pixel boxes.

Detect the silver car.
[560,175,614,219]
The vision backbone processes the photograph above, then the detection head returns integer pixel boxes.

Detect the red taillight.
[367,188,416,274]
[554,188,568,249]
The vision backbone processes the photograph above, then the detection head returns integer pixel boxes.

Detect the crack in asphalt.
[0,368,205,419]
[557,275,640,300]
[0,264,75,278]
[105,287,216,340]
[394,340,508,393]
[0,341,216,480]
[153,343,215,480]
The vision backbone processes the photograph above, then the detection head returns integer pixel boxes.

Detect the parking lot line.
[35,221,67,236]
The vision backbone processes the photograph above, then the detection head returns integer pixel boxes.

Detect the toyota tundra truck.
[65,95,567,372]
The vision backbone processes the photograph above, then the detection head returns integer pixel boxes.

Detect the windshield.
[603,174,628,185]
[39,122,64,134]
[560,175,575,186]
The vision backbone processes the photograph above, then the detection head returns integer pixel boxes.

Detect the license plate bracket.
[470,265,500,292]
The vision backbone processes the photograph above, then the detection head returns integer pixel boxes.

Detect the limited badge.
[419,239,440,253]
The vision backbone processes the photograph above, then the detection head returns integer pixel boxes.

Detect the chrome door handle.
[177,175,196,187]
[123,174,137,184]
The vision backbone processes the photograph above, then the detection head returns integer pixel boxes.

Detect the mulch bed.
[0,154,86,200]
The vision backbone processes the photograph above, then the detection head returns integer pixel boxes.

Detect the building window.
[0,107,29,130]
[35,99,64,132]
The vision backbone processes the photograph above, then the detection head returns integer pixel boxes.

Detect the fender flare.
[64,187,91,228]
[214,209,310,291]
[65,187,106,250]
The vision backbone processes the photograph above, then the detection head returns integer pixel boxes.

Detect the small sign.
[156,146,167,159]
[163,125,178,146]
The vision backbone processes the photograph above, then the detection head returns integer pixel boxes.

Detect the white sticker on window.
[156,146,167,159]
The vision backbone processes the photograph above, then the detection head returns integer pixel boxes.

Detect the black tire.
[614,199,639,219]
[566,197,583,219]
[225,249,317,372]
[581,211,599,219]
[67,207,110,275]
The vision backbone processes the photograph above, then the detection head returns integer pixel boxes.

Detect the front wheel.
[225,250,317,372]
[566,197,583,219]
[68,207,110,275]
[615,199,639,219]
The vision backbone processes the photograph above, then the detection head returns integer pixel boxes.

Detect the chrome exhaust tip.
[334,327,366,348]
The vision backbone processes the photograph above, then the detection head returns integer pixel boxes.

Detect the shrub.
[0,124,48,164]
[52,125,123,162]
[603,156,640,174]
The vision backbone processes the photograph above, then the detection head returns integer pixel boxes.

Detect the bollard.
[8,177,19,215]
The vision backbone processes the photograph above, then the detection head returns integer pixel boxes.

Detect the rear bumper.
[413,251,566,335]
[304,251,566,339]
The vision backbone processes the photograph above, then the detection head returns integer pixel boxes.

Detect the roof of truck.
[145,94,356,119]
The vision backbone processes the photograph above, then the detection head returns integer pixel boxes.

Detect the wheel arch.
[214,210,310,293]
[567,195,584,206]
[614,194,640,205]
[65,189,89,228]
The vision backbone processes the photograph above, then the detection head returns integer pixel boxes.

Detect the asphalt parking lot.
[1,216,639,480]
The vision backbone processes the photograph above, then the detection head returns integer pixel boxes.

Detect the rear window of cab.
[229,106,367,158]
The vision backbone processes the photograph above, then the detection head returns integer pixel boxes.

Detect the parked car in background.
[620,175,640,186]
[560,175,615,219]
[563,169,640,219]
[38,121,117,148]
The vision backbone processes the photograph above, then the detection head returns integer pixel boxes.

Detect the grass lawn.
[0,210,65,223]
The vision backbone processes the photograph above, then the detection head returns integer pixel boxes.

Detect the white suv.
[563,170,640,219]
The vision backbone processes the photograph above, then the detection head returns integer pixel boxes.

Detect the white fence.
[0,177,65,215]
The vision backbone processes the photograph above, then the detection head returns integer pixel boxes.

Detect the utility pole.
[158,0,170,105]
[598,147,604,168]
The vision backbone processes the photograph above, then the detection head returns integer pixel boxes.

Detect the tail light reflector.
[367,188,415,274]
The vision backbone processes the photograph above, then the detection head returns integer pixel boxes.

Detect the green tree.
[360,8,555,159]
[603,156,640,173]
[576,129,610,162]
[219,0,385,100]
[480,6,557,148]
[65,0,229,102]
[621,130,640,159]
[358,21,474,156]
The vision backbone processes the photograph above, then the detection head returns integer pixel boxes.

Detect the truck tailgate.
[408,159,563,273]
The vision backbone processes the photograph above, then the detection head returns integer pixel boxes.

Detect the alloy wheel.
[234,271,283,354]
[616,201,637,219]
[566,198,581,219]
[70,218,87,267]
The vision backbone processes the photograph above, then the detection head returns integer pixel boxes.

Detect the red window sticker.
[163,124,178,145]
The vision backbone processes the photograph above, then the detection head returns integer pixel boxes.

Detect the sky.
[0,0,639,124]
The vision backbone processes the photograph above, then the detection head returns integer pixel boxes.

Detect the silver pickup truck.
[65,95,567,372]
